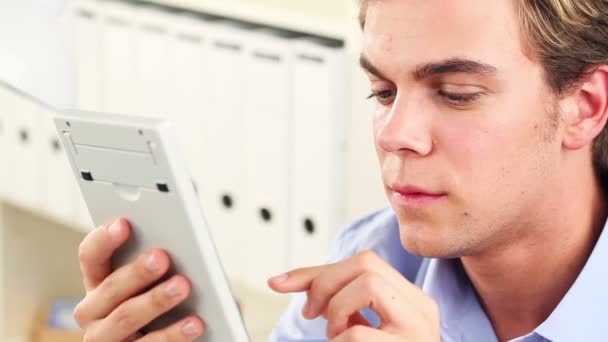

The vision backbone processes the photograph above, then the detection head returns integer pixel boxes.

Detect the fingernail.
[145,254,159,273]
[269,273,288,284]
[108,220,122,241]
[164,279,184,298]
[182,320,201,336]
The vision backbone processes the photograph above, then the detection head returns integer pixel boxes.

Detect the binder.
[242,28,296,292]
[70,0,103,111]
[133,4,174,119]
[183,20,253,282]
[289,38,348,269]
[8,92,43,211]
[99,0,136,115]
[171,13,209,202]
[0,85,14,200]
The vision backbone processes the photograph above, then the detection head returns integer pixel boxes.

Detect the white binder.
[100,0,136,115]
[133,4,174,119]
[185,20,253,282]
[0,84,14,200]
[289,38,348,269]
[171,13,210,202]
[242,29,295,292]
[70,0,103,111]
[8,92,43,211]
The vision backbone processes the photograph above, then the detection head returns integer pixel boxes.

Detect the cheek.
[436,112,541,196]
[437,122,503,175]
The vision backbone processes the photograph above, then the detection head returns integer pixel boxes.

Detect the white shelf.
[0,202,86,341]
[141,0,357,40]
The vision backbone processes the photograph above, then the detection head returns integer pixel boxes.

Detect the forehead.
[363,0,527,74]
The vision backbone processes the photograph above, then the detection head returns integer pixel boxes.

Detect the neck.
[461,170,607,342]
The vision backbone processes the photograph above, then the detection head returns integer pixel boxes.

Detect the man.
[73,0,608,341]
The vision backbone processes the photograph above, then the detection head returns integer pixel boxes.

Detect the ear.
[562,66,608,150]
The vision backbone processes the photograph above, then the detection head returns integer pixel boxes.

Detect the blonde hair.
[359,0,608,182]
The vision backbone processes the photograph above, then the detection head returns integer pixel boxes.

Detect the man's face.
[363,0,563,257]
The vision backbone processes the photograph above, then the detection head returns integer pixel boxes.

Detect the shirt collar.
[422,258,498,342]
[421,219,608,342]
[535,219,608,341]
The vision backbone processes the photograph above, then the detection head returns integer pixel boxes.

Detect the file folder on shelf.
[100,0,136,115]
[133,4,174,119]
[8,92,43,211]
[242,28,296,292]
[190,21,254,282]
[171,13,211,204]
[0,84,14,200]
[69,0,103,112]
[289,38,348,269]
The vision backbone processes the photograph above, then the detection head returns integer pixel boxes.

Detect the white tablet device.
[54,111,250,342]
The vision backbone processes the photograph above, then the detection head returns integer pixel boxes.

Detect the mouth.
[389,184,447,209]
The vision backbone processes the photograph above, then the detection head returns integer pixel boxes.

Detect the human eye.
[366,82,396,106]
[437,84,485,108]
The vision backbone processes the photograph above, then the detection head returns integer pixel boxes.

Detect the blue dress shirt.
[269,208,608,342]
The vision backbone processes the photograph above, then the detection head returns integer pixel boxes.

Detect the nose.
[375,93,433,156]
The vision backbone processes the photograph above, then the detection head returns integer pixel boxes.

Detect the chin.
[398,221,463,258]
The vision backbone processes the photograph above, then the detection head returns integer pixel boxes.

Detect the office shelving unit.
[0,0,388,341]
[143,0,352,40]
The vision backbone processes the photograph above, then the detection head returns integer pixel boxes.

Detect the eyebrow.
[359,54,498,81]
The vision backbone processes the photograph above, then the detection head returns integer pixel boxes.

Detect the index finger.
[267,264,327,293]
[268,251,411,294]
[78,218,131,292]
[269,250,421,319]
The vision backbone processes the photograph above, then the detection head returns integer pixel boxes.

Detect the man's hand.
[268,250,440,341]
[73,218,205,341]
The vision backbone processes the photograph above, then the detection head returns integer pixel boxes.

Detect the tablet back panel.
[54,111,250,342]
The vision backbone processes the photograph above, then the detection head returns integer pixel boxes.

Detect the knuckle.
[355,250,379,270]
[72,303,88,328]
[134,255,156,280]
[150,284,176,311]
[326,295,347,321]
[308,277,332,301]
[112,305,138,332]
[98,277,121,304]
[359,272,382,293]
[78,241,94,266]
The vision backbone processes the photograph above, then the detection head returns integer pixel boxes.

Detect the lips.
[389,184,446,208]
[392,185,444,196]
